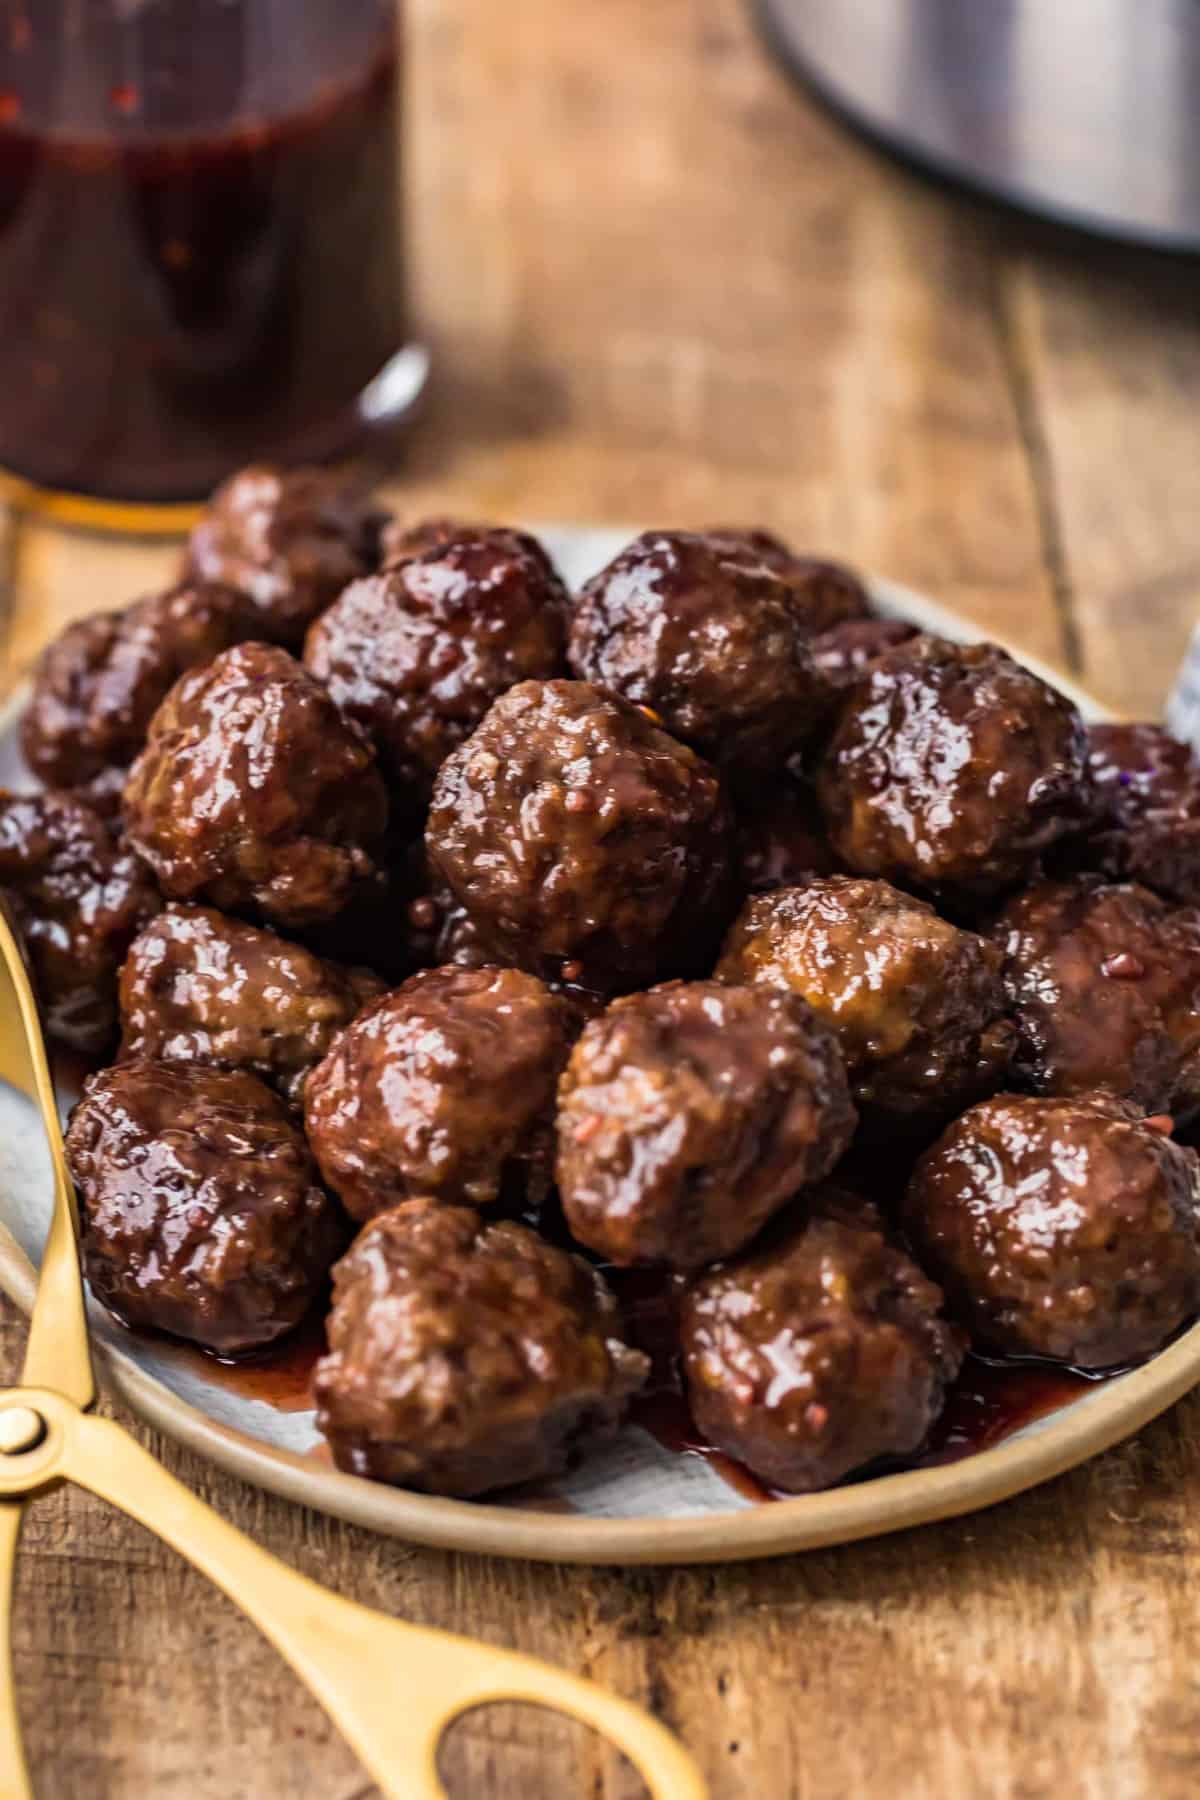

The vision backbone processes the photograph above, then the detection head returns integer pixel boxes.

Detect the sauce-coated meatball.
[20,582,253,808]
[314,1199,648,1495]
[426,679,733,991]
[903,1094,1200,1368]
[817,637,1092,902]
[718,878,1013,1128]
[681,1189,963,1492]
[567,531,834,772]
[119,905,384,1106]
[1066,723,1200,906]
[123,643,387,929]
[556,980,856,1269]
[734,781,842,895]
[304,526,567,808]
[0,790,160,1052]
[994,877,1200,1119]
[66,1061,343,1354]
[183,464,384,644]
[305,965,577,1221]
[380,515,493,567]
[809,617,921,688]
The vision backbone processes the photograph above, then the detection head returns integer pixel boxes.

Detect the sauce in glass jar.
[0,0,416,503]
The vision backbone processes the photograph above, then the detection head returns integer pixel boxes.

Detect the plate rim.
[3,558,1187,1569]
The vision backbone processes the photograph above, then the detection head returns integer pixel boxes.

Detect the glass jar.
[0,0,424,508]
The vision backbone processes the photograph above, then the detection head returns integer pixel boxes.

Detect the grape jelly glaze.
[0,3,408,501]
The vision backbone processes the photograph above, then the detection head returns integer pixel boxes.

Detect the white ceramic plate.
[0,526,1194,1566]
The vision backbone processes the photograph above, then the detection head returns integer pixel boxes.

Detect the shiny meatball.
[183,464,384,644]
[427,679,732,991]
[118,904,384,1107]
[718,878,1013,1129]
[305,965,577,1221]
[706,532,873,634]
[568,531,834,772]
[20,582,253,807]
[993,877,1200,1120]
[313,1199,648,1495]
[65,1061,343,1354]
[817,637,1092,902]
[1066,723,1200,906]
[304,527,567,808]
[903,1094,1200,1369]
[0,790,159,1052]
[681,1188,963,1492]
[123,643,387,929]
[735,781,842,895]
[556,980,856,1269]
[809,617,921,688]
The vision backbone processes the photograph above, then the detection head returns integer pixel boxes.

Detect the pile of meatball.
[6,463,1200,1502]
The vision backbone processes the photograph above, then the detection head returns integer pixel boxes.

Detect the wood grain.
[3,1,1200,1795]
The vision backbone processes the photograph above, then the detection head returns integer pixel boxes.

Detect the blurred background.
[1,0,1196,729]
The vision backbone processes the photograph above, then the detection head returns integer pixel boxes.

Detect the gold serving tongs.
[0,911,706,1800]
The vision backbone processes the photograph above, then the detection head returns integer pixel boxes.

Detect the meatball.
[717,878,1013,1129]
[1065,723,1200,906]
[904,1094,1200,1368]
[809,617,921,688]
[118,904,384,1107]
[817,636,1092,902]
[20,582,254,807]
[304,526,567,808]
[0,790,160,1052]
[706,532,873,633]
[556,980,856,1269]
[123,643,387,929]
[426,679,733,991]
[735,780,842,895]
[993,877,1200,1119]
[567,531,834,772]
[65,1061,344,1354]
[681,1188,963,1492]
[182,464,384,644]
[305,965,577,1221]
[313,1199,648,1495]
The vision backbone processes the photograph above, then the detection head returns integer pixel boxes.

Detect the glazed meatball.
[118,905,384,1107]
[817,636,1092,902]
[1064,723,1200,906]
[123,643,387,929]
[313,1199,648,1495]
[556,980,856,1269]
[809,617,921,688]
[305,965,577,1221]
[993,877,1200,1120]
[66,1061,344,1354]
[567,531,834,772]
[182,464,384,644]
[905,1095,1200,1368]
[20,582,254,807]
[0,790,160,1051]
[304,526,567,808]
[706,532,873,634]
[426,679,733,991]
[735,780,842,895]
[717,878,1013,1129]
[681,1188,963,1492]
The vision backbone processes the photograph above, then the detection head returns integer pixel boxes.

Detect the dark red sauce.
[0,4,407,500]
[142,1308,327,1414]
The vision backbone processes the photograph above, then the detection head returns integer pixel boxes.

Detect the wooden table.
[2,3,1200,1794]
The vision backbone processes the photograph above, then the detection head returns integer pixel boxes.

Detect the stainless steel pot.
[754,0,1200,250]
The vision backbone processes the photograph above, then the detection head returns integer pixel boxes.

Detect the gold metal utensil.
[0,909,706,1799]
